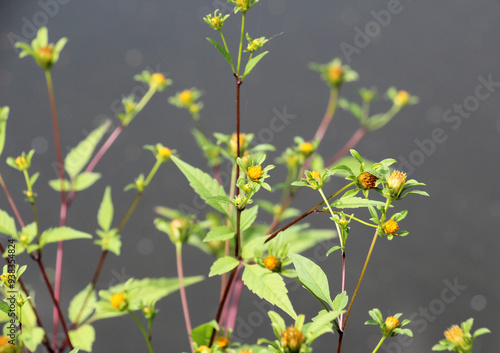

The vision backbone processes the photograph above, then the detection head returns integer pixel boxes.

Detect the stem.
[176,243,194,352]
[128,310,154,353]
[219,30,235,73]
[0,173,25,228]
[313,88,339,141]
[327,127,367,167]
[372,335,387,353]
[318,188,340,247]
[236,13,246,75]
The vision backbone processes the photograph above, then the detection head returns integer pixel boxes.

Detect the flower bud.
[196,345,211,353]
[37,45,54,69]
[15,156,29,171]
[157,146,172,162]
[0,335,15,350]
[357,172,378,189]
[394,90,410,107]
[327,66,344,87]
[149,73,166,89]
[236,0,250,11]
[387,170,406,196]
[382,220,399,234]
[264,256,281,272]
[216,336,230,349]
[110,292,127,310]
[229,133,247,157]
[281,326,304,353]
[299,142,314,157]
[444,325,466,348]
[384,316,400,335]
[179,90,194,106]
[170,218,189,243]
[247,166,263,181]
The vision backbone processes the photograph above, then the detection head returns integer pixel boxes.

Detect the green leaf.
[243,51,268,77]
[473,327,491,338]
[242,263,297,319]
[240,206,258,231]
[48,178,71,191]
[20,326,45,352]
[330,197,387,209]
[207,38,233,69]
[0,107,9,157]
[281,224,336,255]
[0,209,16,237]
[204,226,234,242]
[73,172,102,191]
[69,324,95,352]
[69,348,81,353]
[209,256,239,277]
[39,227,93,248]
[307,310,341,339]
[338,98,363,121]
[241,235,267,260]
[289,253,333,308]
[368,308,383,324]
[332,291,348,311]
[268,311,286,338]
[0,301,10,315]
[68,284,97,324]
[97,187,113,232]
[65,122,110,179]
[190,320,219,347]
[171,156,229,217]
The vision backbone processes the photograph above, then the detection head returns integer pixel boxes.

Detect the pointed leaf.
[207,38,233,68]
[240,206,258,231]
[242,264,297,319]
[39,227,93,248]
[69,324,95,352]
[73,172,101,191]
[172,156,229,217]
[65,121,110,179]
[332,291,348,311]
[209,256,239,277]
[0,107,8,157]
[289,253,333,308]
[20,327,45,352]
[97,187,113,232]
[190,320,219,347]
[330,197,386,209]
[243,51,268,77]
[0,209,16,237]
[68,284,97,323]
[204,226,234,242]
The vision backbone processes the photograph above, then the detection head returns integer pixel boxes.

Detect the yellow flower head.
[299,142,314,156]
[215,336,230,349]
[110,292,127,310]
[383,220,399,234]
[179,90,194,106]
[387,170,406,195]
[236,0,250,11]
[15,156,29,170]
[385,316,400,333]
[264,256,280,272]
[444,325,466,347]
[197,345,211,353]
[149,73,166,89]
[157,146,172,161]
[37,45,54,69]
[327,65,344,86]
[247,166,263,181]
[394,90,410,107]
[0,335,15,349]
[280,326,304,353]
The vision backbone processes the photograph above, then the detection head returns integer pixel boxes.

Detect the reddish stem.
[0,174,25,228]
[327,127,366,167]
[176,245,194,352]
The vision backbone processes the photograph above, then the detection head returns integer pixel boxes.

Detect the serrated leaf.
[209,256,239,277]
[39,227,93,248]
[240,206,258,231]
[0,209,16,237]
[97,187,113,232]
[289,253,333,308]
[307,310,341,336]
[73,172,101,191]
[330,197,386,209]
[204,226,234,242]
[172,156,229,217]
[190,320,219,347]
[241,235,267,260]
[243,51,268,77]
[242,264,296,319]
[69,324,95,352]
[65,122,110,179]
[207,38,233,69]
[20,326,45,352]
[332,291,348,311]
[68,284,97,324]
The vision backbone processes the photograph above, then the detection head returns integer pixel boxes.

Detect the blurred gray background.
[0,0,499,352]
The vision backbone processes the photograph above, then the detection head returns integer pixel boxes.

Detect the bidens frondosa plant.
[0,2,489,353]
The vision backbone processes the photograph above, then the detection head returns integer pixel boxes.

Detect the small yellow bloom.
[327,66,344,86]
[149,73,166,89]
[444,325,466,347]
[20,234,29,243]
[197,345,211,353]
[383,220,399,234]
[211,16,221,28]
[37,45,54,69]
[215,336,229,349]
[281,326,304,353]
[110,292,127,309]
[236,0,250,11]
[157,146,172,161]
[0,335,15,349]
[179,90,194,106]
[385,316,400,333]
[264,256,280,272]
[394,90,410,107]
[387,170,406,195]
[15,156,29,170]
[247,166,263,181]
[299,142,314,156]
[308,171,321,181]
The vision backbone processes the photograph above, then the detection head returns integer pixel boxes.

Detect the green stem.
[236,12,246,75]
[372,335,387,353]
[129,310,154,353]
[219,30,235,73]
[144,159,163,187]
[123,86,157,126]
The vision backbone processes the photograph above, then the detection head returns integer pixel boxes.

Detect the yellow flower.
[236,0,250,11]
[444,325,466,348]
[387,170,406,195]
[230,133,247,156]
[264,256,280,272]
[281,326,304,353]
[308,171,321,181]
[15,156,29,170]
[327,66,344,86]
[299,142,314,156]
[110,292,127,309]
[394,90,410,107]
[157,146,172,161]
[197,345,211,353]
[357,172,378,189]
[0,335,15,350]
[149,73,166,89]
[37,45,54,69]
[247,166,263,181]
[384,316,400,333]
[215,336,229,349]
[179,90,194,106]
[383,220,399,234]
